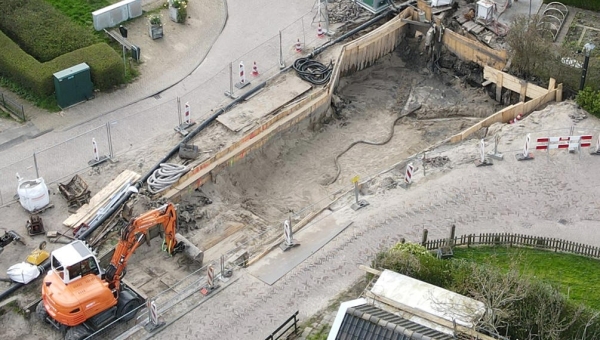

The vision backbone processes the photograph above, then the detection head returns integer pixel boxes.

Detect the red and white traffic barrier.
[295,39,302,53]
[184,102,191,125]
[516,133,534,161]
[92,138,100,162]
[536,135,592,151]
[207,264,214,289]
[251,61,259,76]
[317,23,324,38]
[404,163,414,185]
[239,61,246,85]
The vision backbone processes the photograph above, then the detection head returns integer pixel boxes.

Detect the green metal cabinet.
[53,63,94,108]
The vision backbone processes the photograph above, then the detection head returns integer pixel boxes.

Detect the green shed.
[53,63,94,108]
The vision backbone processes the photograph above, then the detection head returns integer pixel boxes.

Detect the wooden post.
[519,80,527,102]
[496,73,503,103]
[449,224,456,246]
[556,83,563,102]
[548,78,556,91]
[421,229,428,246]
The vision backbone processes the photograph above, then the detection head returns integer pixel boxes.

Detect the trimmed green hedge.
[544,0,600,11]
[0,31,123,96]
[0,0,98,62]
[49,44,124,92]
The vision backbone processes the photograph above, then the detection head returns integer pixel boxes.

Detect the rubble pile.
[326,0,366,24]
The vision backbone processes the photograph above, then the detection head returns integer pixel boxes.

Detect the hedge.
[0,0,98,62]
[49,44,124,92]
[544,0,600,11]
[0,31,123,96]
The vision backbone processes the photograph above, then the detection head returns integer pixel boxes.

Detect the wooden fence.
[423,233,600,259]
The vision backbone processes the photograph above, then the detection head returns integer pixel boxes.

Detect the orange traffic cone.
[251,61,259,76]
[317,23,324,38]
[295,39,302,53]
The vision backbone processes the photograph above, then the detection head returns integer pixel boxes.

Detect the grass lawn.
[453,246,600,310]
[44,0,112,27]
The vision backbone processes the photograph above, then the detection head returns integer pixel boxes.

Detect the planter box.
[169,6,179,22]
[149,24,163,39]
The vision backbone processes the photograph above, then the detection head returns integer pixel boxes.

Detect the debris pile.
[423,155,450,167]
[327,0,366,24]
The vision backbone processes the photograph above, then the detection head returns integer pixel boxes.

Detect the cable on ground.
[147,163,188,194]
[323,105,421,186]
[293,58,333,85]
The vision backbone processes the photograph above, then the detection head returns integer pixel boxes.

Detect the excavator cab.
[50,240,102,284]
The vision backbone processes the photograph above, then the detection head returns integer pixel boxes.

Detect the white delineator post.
[184,102,191,125]
[92,138,100,162]
[516,133,534,161]
[235,61,250,89]
[405,163,414,185]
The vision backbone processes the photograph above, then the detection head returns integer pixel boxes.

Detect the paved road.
[135,127,600,340]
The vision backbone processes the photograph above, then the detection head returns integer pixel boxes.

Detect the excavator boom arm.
[105,203,180,290]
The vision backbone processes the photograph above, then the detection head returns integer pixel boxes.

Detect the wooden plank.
[217,75,312,132]
[548,78,556,90]
[496,72,503,102]
[482,80,493,86]
[63,170,140,227]
[359,265,382,276]
[519,80,527,102]
[484,66,547,99]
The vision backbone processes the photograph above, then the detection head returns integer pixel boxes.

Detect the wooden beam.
[359,265,382,276]
[496,72,503,103]
[364,290,496,340]
[519,80,527,102]
[548,78,556,91]
[481,80,493,87]
[557,83,563,102]
[401,18,430,27]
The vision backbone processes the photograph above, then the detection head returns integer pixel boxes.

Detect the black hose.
[324,105,421,186]
[293,58,333,85]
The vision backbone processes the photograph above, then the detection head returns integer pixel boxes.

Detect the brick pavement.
[135,124,600,340]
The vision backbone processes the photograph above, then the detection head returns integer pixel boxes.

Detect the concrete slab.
[496,0,544,27]
[249,210,352,285]
[217,74,312,132]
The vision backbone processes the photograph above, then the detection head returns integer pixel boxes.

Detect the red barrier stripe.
[537,137,549,143]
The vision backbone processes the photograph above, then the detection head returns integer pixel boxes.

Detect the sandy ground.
[0,34,584,339]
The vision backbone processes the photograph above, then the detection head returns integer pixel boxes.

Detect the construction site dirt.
[0,24,598,339]
[0,32,508,339]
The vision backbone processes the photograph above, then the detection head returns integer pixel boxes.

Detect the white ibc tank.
[16,173,50,212]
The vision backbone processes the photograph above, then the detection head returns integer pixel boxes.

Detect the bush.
[373,244,600,339]
[49,43,124,91]
[0,30,123,96]
[0,0,98,62]
[0,32,53,95]
[576,87,600,118]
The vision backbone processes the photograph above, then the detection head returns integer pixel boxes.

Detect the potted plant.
[148,14,164,40]
[169,0,188,23]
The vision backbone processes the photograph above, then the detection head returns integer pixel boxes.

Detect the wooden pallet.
[462,21,485,34]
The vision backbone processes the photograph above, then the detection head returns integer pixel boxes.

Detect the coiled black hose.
[293,58,333,85]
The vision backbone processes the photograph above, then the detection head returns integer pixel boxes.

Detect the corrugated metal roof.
[335,304,455,340]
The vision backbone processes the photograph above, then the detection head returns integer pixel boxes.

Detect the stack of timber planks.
[63,170,141,228]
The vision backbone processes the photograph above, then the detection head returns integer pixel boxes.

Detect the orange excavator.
[36,203,189,340]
